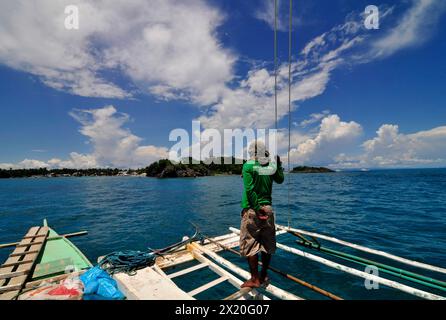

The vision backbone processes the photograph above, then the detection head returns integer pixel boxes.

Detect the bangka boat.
[2,221,446,300]
[0,219,92,300]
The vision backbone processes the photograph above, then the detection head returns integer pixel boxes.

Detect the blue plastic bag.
[97,278,125,300]
[80,266,125,300]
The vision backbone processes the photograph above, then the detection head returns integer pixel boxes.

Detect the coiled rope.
[99,250,157,275]
[98,227,200,275]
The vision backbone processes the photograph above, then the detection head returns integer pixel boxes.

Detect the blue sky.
[0,0,446,169]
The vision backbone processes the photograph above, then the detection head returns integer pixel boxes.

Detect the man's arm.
[273,156,285,184]
[243,165,260,211]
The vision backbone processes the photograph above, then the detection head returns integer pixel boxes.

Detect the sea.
[0,169,445,300]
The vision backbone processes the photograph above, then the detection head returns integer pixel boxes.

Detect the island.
[291,166,335,174]
[0,157,244,179]
[0,162,338,179]
[145,158,243,178]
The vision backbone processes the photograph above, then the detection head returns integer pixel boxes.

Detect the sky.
[0,0,446,169]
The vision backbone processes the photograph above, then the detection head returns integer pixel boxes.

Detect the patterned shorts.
[239,205,276,257]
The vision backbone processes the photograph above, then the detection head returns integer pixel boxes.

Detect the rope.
[99,250,156,275]
[274,0,278,130]
[287,0,293,229]
[99,226,200,275]
[273,0,293,228]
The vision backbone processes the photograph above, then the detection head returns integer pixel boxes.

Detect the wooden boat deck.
[113,230,300,300]
[0,226,49,300]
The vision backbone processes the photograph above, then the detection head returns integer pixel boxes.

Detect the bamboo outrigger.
[1,221,445,300]
[112,226,446,300]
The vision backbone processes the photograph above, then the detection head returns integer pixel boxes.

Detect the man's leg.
[260,252,271,283]
[241,255,261,288]
[259,206,275,284]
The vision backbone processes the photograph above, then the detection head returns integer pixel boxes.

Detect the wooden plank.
[0,284,23,294]
[187,243,267,300]
[0,226,49,300]
[22,234,47,240]
[0,227,39,283]
[157,230,288,269]
[0,226,39,300]
[1,231,87,249]
[157,233,241,269]
[188,276,227,297]
[114,267,194,300]
[1,259,34,268]
[168,263,208,279]
[10,250,40,257]
[16,241,45,248]
[188,242,302,300]
[0,269,31,280]
[224,287,253,300]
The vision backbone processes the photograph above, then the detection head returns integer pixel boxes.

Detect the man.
[240,140,284,288]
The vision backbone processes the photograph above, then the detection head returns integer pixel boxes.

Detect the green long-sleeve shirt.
[241,159,284,211]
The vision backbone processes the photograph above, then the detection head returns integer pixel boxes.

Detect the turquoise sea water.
[0,169,445,299]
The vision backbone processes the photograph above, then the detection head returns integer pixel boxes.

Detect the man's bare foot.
[241,278,261,288]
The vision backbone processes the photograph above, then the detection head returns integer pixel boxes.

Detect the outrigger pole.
[290,233,446,292]
[229,227,445,300]
[201,234,343,300]
[276,224,446,274]
[187,241,302,300]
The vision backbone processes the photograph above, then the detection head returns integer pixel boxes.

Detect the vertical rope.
[287,0,293,229]
[274,0,278,130]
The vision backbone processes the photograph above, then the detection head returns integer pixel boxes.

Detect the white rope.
[276,224,446,274]
[286,0,293,229]
[230,227,445,300]
[274,0,278,131]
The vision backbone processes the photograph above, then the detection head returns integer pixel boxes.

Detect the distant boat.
[360,168,369,172]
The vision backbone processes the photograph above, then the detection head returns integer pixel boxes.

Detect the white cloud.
[0,0,234,103]
[196,17,359,130]
[288,115,363,165]
[47,153,98,170]
[332,124,446,168]
[0,159,48,170]
[254,0,304,32]
[0,0,442,109]
[299,110,331,127]
[199,0,445,131]
[370,0,446,59]
[1,106,168,169]
[0,163,16,170]
[68,106,168,168]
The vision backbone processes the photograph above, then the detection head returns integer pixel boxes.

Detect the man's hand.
[256,207,269,220]
[276,155,282,168]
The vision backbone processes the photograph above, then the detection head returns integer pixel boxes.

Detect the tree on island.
[144,157,244,178]
[291,166,335,173]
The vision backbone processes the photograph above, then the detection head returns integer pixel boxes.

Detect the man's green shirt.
[241,159,284,211]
